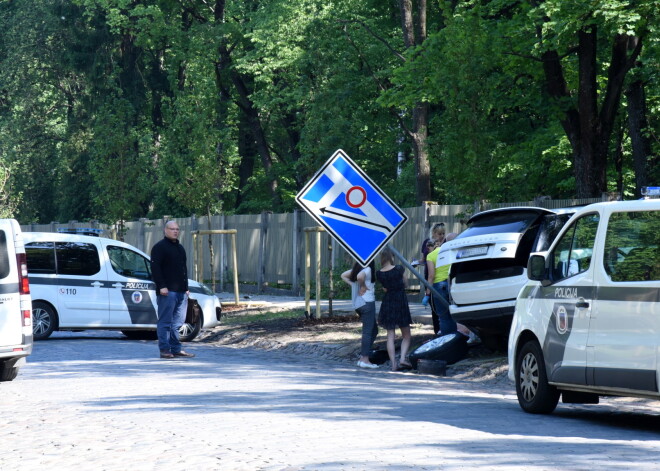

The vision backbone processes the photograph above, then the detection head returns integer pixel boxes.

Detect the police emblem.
[131,291,143,304]
[555,305,568,334]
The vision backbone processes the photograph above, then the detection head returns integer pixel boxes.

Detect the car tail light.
[17,253,30,295]
[17,252,32,328]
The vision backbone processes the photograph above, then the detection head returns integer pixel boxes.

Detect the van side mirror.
[527,254,550,285]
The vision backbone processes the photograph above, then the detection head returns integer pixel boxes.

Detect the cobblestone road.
[2,331,660,470]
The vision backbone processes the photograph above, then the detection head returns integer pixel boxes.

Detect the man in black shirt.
[151,221,195,359]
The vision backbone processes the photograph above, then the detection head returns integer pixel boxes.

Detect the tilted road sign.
[295,149,408,265]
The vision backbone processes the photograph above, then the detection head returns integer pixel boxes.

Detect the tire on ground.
[179,315,202,342]
[0,361,19,382]
[408,332,468,368]
[515,339,560,414]
[32,301,58,340]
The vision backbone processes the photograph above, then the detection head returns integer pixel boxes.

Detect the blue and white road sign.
[295,149,408,266]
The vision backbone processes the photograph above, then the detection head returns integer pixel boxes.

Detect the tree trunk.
[398,0,431,203]
[235,112,257,209]
[626,79,652,198]
[540,26,642,198]
[230,69,281,209]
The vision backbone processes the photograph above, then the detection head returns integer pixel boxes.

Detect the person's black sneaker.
[172,351,195,358]
[160,351,174,359]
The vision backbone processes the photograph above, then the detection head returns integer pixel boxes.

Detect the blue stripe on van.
[0,282,19,294]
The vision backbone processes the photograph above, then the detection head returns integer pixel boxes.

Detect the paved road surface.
[2,331,660,470]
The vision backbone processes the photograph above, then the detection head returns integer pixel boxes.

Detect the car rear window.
[0,230,9,279]
[458,210,543,238]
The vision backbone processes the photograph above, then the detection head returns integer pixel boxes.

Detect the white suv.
[437,206,576,349]
[0,219,32,381]
[508,198,660,414]
[23,232,222,341]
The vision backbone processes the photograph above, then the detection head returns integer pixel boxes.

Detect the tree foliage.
[0,0,657,222]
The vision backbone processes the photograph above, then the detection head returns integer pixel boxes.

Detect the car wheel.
[515,339,560,414]
[0,362,19,382]
[32,302,58,340]
[179,316,202,342]
[409,332,468,367]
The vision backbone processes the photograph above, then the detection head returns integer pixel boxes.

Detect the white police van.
[23,232,222,341]
[0,219,32,381]
[508,194,660,414]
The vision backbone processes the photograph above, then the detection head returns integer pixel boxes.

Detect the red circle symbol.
[346,186,367,208]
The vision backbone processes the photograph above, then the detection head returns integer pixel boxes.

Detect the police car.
[0,219,32,381]
[22,232,222,341]
[508,192,660,414]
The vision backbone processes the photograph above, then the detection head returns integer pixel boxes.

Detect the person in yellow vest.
[425,233,458,335]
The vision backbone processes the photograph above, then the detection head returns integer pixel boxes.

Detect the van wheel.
[32,302,58,340]
[515,340,560,414]
[179,316,202,342]
[0,362,19,382]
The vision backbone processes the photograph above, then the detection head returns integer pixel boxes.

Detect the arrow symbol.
[320,207,391,233]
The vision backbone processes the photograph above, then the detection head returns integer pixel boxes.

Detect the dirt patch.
[196,303,510,387]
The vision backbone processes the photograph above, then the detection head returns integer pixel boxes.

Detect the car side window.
[550,213,600,282]
[107,245,152,280]
[604,211,660,282]
[55,242,101,276]
[25,242,57,274]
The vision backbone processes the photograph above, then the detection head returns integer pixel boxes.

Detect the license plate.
[456,245,488,259]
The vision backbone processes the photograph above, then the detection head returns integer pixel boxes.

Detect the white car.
[437,206,576,349]
[0,219,32,381]
[23,232,222,341]
[508,196,660,414]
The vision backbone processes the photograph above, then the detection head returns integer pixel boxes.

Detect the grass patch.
[222,309,302,326]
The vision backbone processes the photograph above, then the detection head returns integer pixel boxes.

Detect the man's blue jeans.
[157,291,188,353]
[431,281,457,335]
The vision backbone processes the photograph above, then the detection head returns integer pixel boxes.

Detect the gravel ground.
[195,300,511,390]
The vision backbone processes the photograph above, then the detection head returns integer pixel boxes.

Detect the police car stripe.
[28,276,115,288]
[0,283,19,295]
[525,284,659,303]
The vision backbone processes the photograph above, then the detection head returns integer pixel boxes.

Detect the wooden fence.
[21,197,605,294]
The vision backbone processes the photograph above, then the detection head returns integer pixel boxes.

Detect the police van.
[508,194,660,414]
[22,232,222,341]
[0,219,32,381]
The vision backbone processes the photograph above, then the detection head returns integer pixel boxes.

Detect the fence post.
[292,209,300,296]
[219,214,225,292]
[258,211,270,293]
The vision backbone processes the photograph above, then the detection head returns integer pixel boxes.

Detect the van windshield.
[458,210,543,238]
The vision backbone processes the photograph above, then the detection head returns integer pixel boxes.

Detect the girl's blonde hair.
[430,223,445,240]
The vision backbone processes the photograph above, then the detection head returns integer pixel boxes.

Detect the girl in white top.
[341,261,378,368]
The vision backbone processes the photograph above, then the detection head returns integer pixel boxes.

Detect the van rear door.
[0,221,23,346]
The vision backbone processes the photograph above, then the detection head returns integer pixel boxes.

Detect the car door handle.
[91,281,103,288]
[112,283,123,288]
[576,299,590,309]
